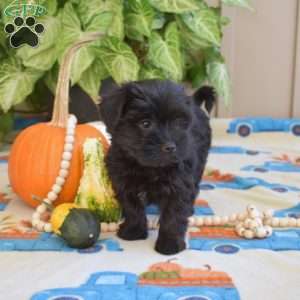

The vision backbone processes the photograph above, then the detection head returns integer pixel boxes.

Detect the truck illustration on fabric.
[274,203,300,218]
[227,117,300,137]
[209,146,268,156]
[189,226,300,253]
[200,169,300,193]
[31,261,240,300]
[0,230,122,252]
[147,199,214,216]
[242,161,300,173]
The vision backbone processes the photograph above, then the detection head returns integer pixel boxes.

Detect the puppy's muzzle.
[161,142,176,153]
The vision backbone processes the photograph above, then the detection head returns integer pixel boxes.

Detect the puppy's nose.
[162,142,176,153]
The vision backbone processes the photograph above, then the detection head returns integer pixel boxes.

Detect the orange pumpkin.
[8,33,108,208]
[149,260,182,272]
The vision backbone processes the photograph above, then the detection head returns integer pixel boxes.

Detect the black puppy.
[100,80,215,255]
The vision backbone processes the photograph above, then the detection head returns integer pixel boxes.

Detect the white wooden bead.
[60,160,70,169]
[235,223,244,231]
[238,212,247,221]
[62,152,72,161]
[229,214,237,222]
[255,227,267,238]
[68,115,77,124]
[108,223,117,232]
[101,222,109,232]
[244,218,253,229]
[248,220,260,230]
[65,135,75,144]
[188,217,195,226]
[55,176,65,186]
[237,227,246,236]
[271,218,280,227]
[264,226,273,237]
[249,210,260,218]
[279,218,289,227]
[263,209,274,219]
[264,218,272,226]
[220,216,229,224]
[47,191,58,202]
[195,217,204,226]
[253,218,263,226]
[64,143,73,152]
[66,127,75,135]
[212,216,221,225]
[247,204,256,212]
[32,212,41,220]
[37,204,47,214]
[36,222,45,231]
[59,169,69,178]
[32,219,39,227]
[288,218,297,227]
[244,230,255,239]
[204,217,213,226]
[52,184,62,194]
[296,219,300,227]
[44,223,52,232]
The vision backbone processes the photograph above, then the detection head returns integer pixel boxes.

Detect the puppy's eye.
[139,119,152,129]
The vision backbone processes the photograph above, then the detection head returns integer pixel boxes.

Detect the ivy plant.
[0,0,252,137]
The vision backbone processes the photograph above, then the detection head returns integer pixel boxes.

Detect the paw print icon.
[4,16,44,48]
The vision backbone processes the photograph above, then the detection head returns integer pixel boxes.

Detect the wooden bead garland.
[31,115,78,232]
[30,119,299,240]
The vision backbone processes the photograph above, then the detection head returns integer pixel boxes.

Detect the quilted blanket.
[0,118,300,300]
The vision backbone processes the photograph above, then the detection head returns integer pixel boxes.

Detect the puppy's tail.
[194,86,216,114]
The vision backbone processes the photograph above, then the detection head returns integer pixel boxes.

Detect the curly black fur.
[100,80,215,255]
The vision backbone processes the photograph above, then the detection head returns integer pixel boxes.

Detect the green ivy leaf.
[16,16,61,71]
[139,65,167,80]
[188,63,207,88]
[148,0,201,13]
[181,8,221,46]
[107,0,124,39]
[148,22,183,81]
[222,0,253,10]
[96,37,139,84]
[0,57,43,112]
[125,0,155,40]
[78,59,109,102]
[76,0,113,32]
[59,3,97,84]
[176,17,211,50]
[152,12,166,30]
[38,0,57,16]
[207,60,231,106]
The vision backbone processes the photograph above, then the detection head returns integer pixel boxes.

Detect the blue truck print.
[0,232,122,252]
[189,227,300,253]
[209,146,268,156]
[200,176,300,193]
[31,261,240,300]
[242,161,300,173]
[227,117,300,137]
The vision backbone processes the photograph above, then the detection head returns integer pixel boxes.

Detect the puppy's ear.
[99,86,128,133]
[193,86,216,114]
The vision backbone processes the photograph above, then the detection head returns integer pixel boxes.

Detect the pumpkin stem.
[51,32,104,127]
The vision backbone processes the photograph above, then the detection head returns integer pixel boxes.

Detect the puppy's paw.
[117,222,148,241]
[155,236,186,255]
